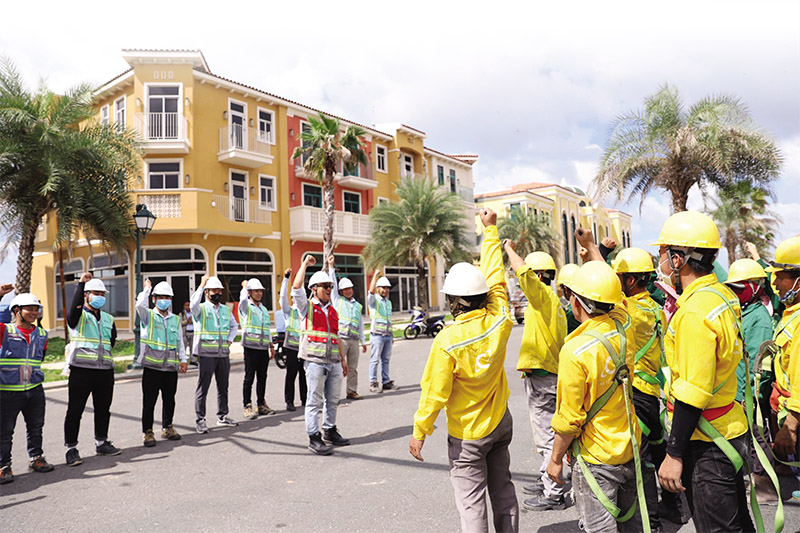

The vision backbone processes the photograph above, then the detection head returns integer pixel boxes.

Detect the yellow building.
[30,49,477,331]
[474,182,633,267]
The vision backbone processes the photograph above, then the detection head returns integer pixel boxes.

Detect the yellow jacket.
[626,292,666,398]
[551,306,641,465]
[516,264,567,374]
[774,302,800,413]
[664,275,748,442]
[413,226,513,441]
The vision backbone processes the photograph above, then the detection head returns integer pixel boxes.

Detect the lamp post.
[129,204,156,369]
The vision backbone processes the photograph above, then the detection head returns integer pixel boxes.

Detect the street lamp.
[129,204,156,369]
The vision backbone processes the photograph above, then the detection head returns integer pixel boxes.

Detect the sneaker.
[217,415,238,427]
[522,480,544,495]
[65,448,82,467]
[161,425,181,441]
[346,391,361,400]
[29,455,54,473]
[382,381,400,391]
[196,419,209,434]
[0,464,13,484]
[143,430,156,448]
[243,403,258,420]
[523,494,567,511]
[257,404,276,416]
[308,432,333,455]
[323,426,351,446]
[369,382,382,393]
[286,403,297,412]
[96,441,122,456]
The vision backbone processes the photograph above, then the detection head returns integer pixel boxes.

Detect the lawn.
[44,336,135,362]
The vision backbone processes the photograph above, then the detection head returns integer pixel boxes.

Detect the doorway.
[230,171,248,222]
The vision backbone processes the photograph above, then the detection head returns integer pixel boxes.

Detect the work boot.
[196,419,209,434]
[161,425,181,441]
[346,391,361,400]
[257,404,275,416]
[323,426,351,446]
[382,381,400,391]
[522,480,544,495]
[369,382,382,393]
[243,403,258,420]
[523,494,567,511]
[29,455,54,473]
[286,403,296,412]
[658,493,689,524]
[754,473,778,505]
[0,464,13,484]
[65,448,82,467]
[143,430,156,448]
[96,441,122,456]
[308,432,333,456]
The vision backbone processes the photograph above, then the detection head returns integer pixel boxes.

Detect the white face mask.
[657,258,675,289]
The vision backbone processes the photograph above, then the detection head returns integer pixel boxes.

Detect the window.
[303,183,322,208]
[300,122,312,166]
[147,161,180,189]
[378,197,389,206]
[216,249,274,310]
[437,165,445,186]
[114,97,125,127]
[147,85,180,139]
[343,191,361,214]
[571,215,578,263]
[55,258,85,319]
[509,203,522,220]
[91,252,130,317]
[376,145,387,173]
[259,175,276,210]
[403,154,413,176]
[100,105,109,126]
[257,108,274,143]
[449,169,457,193]
[534,208,539,220]
[562,213,570,265]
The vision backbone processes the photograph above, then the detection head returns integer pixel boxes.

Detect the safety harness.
[632,300,667,445]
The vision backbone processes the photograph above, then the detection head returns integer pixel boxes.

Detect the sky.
[1,0,799,303]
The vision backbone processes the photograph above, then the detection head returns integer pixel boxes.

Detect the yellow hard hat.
[726,258,767,284]
[611,248,655,274]
[651,211,721,249]
[557,264,580,287]
[568,261,623,305]
[524,251,557,271]
[765,236,800,273]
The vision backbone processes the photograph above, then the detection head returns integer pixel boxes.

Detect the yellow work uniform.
[664,274,748,442]
[626,292,666,398]
[516,264,567,374]
[774,302,800,413]
[413,225,513,441]
[551,306,641,465]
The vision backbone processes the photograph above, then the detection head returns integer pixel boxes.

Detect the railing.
[219,125,271,157]
[136,112,187,141]
[456,185,474,203]
[136,192,182,218]
[212,194,271,224]
[289,206,371,242]
[338,161,374,181]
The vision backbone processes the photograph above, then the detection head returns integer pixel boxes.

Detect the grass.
[43,360,130,383]
[44,337,135,362]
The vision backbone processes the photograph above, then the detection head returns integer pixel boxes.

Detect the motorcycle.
[403,306,445,340]
[272,332,286,369]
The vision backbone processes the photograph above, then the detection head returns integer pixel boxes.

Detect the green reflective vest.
[69,309,114,370]
[370,296,392,337]
[285,308,301,349]
[241,301,272,349]
[336,298,362,339]
[196,302,231,357]
[140,310,181,371]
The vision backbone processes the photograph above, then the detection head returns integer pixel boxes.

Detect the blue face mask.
[156,299,171,311]
[89,295,106,309]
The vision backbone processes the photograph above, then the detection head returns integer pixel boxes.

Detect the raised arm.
[503,239,526,274]
[328,256,340,305]
[135,279,152,327]
[369,268,381,295]
[280,270,292,318]
[575,227,604,262]
[293,255,315,290]
[190,274,209,320]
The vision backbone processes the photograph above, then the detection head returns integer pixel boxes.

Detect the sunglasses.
[317,283,333,290]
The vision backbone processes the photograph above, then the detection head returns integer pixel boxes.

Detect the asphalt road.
[2,324,799,532]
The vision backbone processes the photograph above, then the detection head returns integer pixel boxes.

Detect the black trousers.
[141,368,179,432]
[195,356,230,422]
[283,347,306,406]
[64,366,115,446]
[1,387,46,465]
[681,434,754,533]
[243,347,269,407]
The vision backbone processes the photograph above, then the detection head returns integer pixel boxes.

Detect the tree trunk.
[15,217,40,294]
[726,240,737,266]
[322,168,336,272]
[416,257,429,311]
[671,189,689,213]
[58,246,70,343]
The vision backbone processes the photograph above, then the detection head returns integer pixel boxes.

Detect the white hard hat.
[338,277,354,290]
[205,276,224,289]
[441,263,489,296]
[85,278,107,293]
[10,293,42,310]
[308,270,333,288]
[246,278,265,290]
[376,276,391,288]
[153,281,174,297]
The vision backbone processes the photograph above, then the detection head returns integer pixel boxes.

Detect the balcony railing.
[136,112,187,141]
[136,191,182,218]
[212,195,271,225]
[289,206,371,245]
[218,125,272,167]
[338,162,373,180]
[456,185,474,203]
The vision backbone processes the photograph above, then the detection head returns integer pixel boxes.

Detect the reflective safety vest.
[285,308,301,349]
[241,301,272,350]
[69,309,114,370]
[370,296,392,337]
[196,302,231,356]
[774,307,800,415]
[139,310,181,371]
[336,298,362,339]
[0,324,47,391]
[299,301,339,362]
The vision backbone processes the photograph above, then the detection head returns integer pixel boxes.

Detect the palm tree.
[0,58,140,293]
[497,208,560,266]
[363,176,472,310]
[593,84,782,213]
[292,113,368,269]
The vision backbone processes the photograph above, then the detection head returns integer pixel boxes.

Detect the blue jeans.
[304,361,343,435]
[1,387,46,465]
[369,334,392,384]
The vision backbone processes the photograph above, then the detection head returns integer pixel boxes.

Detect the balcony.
[334,162,377,190]
[456,185,474,204]
[289,206,371,245]
[135,191,182,218]
[135,112,190,154]
[212,194,272,225]
[218,125,273,168]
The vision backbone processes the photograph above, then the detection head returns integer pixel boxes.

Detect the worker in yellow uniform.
[654,211,754,532]
[503,241,569,511]
[557,264,581,334]
[409,208,518,533]
[546,260,647,533]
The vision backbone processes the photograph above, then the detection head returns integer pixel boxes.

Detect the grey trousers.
[572,459,643,533]
[447,408,519,533]
[195,356,230,422]
[339,336,360,394]
[524,372,571,498]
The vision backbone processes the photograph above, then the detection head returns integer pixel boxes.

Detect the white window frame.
[100,104,109,126]
[302,182,323,209]
[448,168,457,192]
[229,169,249,203]
[377,196,390,206]
[144,83,184,117]
[145,158,183,190]
[114,97,126,127]
[258,174,277,211]
[375,144,388,173]
[256,106,275,144]
[342,190,361,214]
[228,97,248,150]
[402,153,414,176]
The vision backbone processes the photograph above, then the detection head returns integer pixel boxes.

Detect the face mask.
[656,258,674,289]
[209,293,222,305]
[89,295,106,309]
[780,277,800,305]
[156,299,171,311]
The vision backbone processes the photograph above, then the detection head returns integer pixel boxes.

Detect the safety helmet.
[205,276,224,290]
[338,278,354,290]
[153,281,174,297]
[651,211,721,249]
[308,270,333,289]
[524,252,557,271]
[557,264,580,287]
[568,261,623,305]
[84,278,107,293]
[246,278,265,291]
[726,258,767,284]
[611,248,655,274]
[376,276,392,288]
[10,293,41,310]
[765,236,800,273]
[441,263,489,296]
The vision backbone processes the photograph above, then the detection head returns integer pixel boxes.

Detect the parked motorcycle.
[403,306,445,340]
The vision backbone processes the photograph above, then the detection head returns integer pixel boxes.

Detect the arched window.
[561,213,569,266]
[570,215,578,263]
